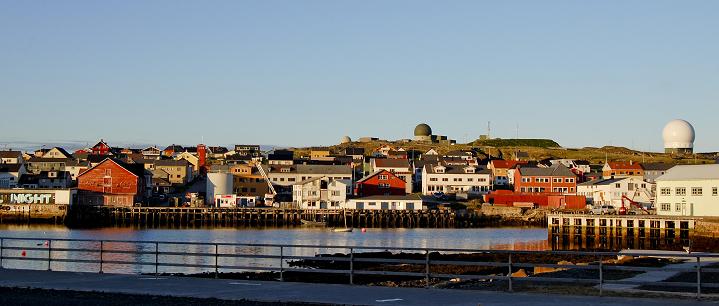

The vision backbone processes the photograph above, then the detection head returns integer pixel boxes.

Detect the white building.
[550,159,591,174]
[0,150,23,164]
[0,164,26,188]
[577,177,654,208]
[345,194,424,211]
[261,165,353,187]
[655,164,719,216]
[292,177,351,209]
[422,164,492,197]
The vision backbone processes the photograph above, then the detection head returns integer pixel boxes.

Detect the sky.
[1,1,718,151]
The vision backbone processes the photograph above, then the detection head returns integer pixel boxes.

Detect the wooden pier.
[547,213,695,251]
[62,206,514,228]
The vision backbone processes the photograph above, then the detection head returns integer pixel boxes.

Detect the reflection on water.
[0,224,549,274]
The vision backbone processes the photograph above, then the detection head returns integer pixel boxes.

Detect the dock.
[547,213,695,251]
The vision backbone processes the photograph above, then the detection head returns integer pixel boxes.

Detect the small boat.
[332,227,353,233]
[301,219,327,226]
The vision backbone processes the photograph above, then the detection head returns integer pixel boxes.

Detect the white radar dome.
[662,119,695,152]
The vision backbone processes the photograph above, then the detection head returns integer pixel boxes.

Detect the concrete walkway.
[0,269,716,306]
[603,257,719,291]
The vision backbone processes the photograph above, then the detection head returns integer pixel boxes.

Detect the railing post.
[697,256,701,299]
[508,253,513,292]
[349,248,354,285]
[425,250,430,288]
[154,242,159,277]
[598,255,603,297]
[279,246,284,282]
[214,244,219,279]
[47,240,52,271]
[99,240,104,274]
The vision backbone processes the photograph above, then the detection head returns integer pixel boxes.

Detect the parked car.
[433,192,447,200]
[590,205,616,215]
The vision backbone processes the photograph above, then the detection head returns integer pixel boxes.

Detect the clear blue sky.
[2,1,718,151]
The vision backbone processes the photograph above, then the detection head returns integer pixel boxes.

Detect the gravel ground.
[0,287,338,306]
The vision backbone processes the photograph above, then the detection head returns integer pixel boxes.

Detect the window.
[379,175,388,180]
[331,191,340,196]
[442,178,448,182]
[429,178,438,182]
[467,178,474,182]
[675,187,686,196]
[714,187,718,196]
[660,203,671,211]
[566,178,574,183]
[692,187,703,196]
[379,183,390,189]
[615,183,621,188]
[660,188,671,196]
[675,203,682,212]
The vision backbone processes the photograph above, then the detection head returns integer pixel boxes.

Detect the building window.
[713,187,718,196]
[660,188,671,196]
[675,187,686,196]
[379,183,390,189]
[691,187,703,196]
[675,203,682,212]
[660,203,671,211]
[442,178,448,182]
[379,175,388,180]
[430,178,438,182]
[467,178,474,182]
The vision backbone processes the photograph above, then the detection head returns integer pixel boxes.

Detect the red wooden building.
[90,139,113,156]
[77,158,150,207]
[354,170,406,197]
[514,164,578,194]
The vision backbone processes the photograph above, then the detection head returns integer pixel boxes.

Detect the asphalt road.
[0,269,716,306]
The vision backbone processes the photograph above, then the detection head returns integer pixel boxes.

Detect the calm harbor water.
[0,225,549,274]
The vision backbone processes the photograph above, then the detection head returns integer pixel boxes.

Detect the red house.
[514,164,578,194]
[90,139,113,156]
[77,158,150,207]
[354,170,406,197]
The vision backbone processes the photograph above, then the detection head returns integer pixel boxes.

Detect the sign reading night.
[0,193,55,204]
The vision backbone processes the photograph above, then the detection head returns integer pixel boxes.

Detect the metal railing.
[0,236,717,298]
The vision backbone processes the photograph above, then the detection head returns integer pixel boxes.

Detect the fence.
[0,236,717,298]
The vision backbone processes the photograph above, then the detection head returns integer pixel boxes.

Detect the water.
[0,225,549,274]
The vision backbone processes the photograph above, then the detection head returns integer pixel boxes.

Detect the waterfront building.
[355,170,406,197]
[77,158,151,206]
[655,164,719,216]
[577,177,654,208]
[140,159,194,184]
[292,176,351,209]
[370,158,413,194]
[422,163,492,197]
[514,164,577,194]
[0,163,26,188]
[344,194,424,211]
[260,164,353,188]
[140,146,162,160]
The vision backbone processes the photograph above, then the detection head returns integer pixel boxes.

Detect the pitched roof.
[490,160,528,169]
[78,158,147,178]
[0,164,23,173]
[606,161,643,170]
[518,164,576,177]
[261,164,352,175]
[578,178,625,186]
[0,150,22,159]
[641,162,675,171]
[373,158,410,169]
[424,163,490,175]
[656,164,719,181]
[356,170,404,184]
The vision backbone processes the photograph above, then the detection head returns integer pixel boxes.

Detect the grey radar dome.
[662,119,695,154]
[414,123,432,136]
